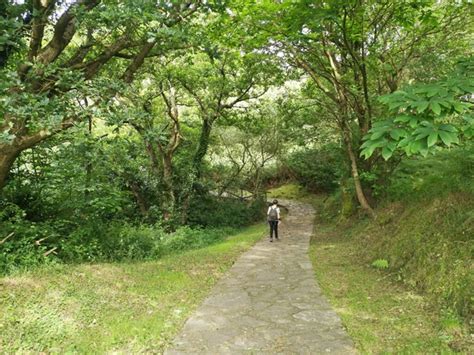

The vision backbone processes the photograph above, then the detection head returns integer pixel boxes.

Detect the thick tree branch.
[178,79,208,114]
[82,36,131,79]
[122,41,157,84]
[17,118,75,150]
[37,0,100,65]
[159,81,181,154]
[65,28,95,67]
[27,0,55,61]
[221,81,256,110]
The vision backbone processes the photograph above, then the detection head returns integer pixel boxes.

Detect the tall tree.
[0,0,204,191]
[210,100,282,198]
[238,0,472,216]
[108,68,186,220]
[174,50,273,179]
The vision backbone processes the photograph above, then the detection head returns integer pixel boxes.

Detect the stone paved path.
[165,199,355,354]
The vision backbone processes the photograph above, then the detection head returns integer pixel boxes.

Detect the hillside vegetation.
[268,146,473,351]
[322,147,473,318]
[303,147,473,352]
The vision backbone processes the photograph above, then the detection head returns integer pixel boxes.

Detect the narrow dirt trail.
[165,199,355,354]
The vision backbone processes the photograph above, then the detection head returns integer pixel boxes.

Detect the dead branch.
[35,237,49,246]
[0,232,14,244]
[43,247,58,257]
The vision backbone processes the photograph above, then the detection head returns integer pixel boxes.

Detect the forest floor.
[165,199,354,354]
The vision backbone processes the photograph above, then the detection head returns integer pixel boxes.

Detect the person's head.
[272,199,278,206]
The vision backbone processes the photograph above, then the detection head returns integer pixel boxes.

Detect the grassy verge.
[0,223,266,353]
[309,195,472,353]
[268,183,318,206]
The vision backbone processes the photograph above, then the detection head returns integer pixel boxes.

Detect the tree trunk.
[193,117,213,179]
[85,115,93,199]
[341,124,375,218]
[144,141,161,176]
[178,116,215,224]
[180,193,191,225]
[340,177,356,218]
[162,153,176,221]
[0,146,20,191]
[129,181,148,217]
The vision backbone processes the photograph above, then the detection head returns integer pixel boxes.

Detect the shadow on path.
[165,199,355,354]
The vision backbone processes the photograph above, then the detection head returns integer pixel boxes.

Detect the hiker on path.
[267,199,281,242]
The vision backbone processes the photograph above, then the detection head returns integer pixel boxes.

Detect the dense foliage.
[321,145,473,324]
[361,60,474,160]
[285,144,344,192]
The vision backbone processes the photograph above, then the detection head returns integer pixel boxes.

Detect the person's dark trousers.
[269,220,279,240]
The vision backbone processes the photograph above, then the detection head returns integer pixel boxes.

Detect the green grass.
[268,183,309,200]
[308,196,473,353]
[267,183,321,208]
[0,223,266,353]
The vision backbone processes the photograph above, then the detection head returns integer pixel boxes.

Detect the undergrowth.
[0,195,265,275]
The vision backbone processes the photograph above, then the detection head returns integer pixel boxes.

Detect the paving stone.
[164,199,355,354]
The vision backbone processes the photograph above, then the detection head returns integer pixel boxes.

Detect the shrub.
[384,144,474,202]
[59,223,110,262]
[99,223,165,260]
[285,143,344,192]
[1,188,263,275]
[0,232,56,275]
[187,195,266,228]
[0,204,64,274]
[1,209,243,275]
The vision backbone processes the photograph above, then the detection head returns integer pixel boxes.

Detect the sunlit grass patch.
[0,223,266,353]
[267,183,309,200]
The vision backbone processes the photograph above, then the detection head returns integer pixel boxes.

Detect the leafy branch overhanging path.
[165,200,355,354]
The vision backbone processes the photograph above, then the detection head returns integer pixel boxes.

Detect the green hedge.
[187,195,266,228]
[285,144,344,192]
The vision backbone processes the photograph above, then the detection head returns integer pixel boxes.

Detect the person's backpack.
[268,206,278,221]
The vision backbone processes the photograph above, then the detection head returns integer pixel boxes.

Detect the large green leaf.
[360,145,376,159]
[370,130,386,140]
[398,136,414,148]
[414,100,429,113]
[409,139,424,154]
[429,101,441,115]
[452,102,466,113]
[390,128,404,140]
[425,85,440,97]
[409,117,419,128]
[381,146,393,160]
[427,131,438,147]
[439,124,458,133]
[438,130,459,146]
